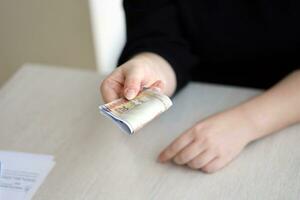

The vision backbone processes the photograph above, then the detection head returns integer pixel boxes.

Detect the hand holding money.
[99,52,176,134]
[100,52,177,103]
[99,88,172,134]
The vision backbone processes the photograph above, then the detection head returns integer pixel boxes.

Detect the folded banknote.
[99,88,173,135]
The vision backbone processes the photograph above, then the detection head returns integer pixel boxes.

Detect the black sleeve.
[118,0,199,94]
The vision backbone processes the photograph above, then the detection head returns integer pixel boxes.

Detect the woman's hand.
[100,52,176,103]
[158,108,257,173]
[159,70,300,174]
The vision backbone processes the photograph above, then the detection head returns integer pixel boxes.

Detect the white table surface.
[0,64,299,200]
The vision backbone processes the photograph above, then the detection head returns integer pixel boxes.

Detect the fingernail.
[126,89,136,100]
[152,87,162,93]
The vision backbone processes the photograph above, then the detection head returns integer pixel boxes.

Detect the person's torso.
[177,0,300,88]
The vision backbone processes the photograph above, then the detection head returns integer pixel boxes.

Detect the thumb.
[124,72,143,100]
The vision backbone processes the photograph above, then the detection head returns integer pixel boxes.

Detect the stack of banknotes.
[99,88,173,135]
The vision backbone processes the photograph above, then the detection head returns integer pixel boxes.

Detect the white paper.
[0,151,55,200]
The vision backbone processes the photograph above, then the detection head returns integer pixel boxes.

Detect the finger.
[158,131,194,163]
[123,71,143,100]
[100,78,123,103]
[201,157,225,174]
[149,80,165,93]
[100,68,125,102]
[173,140,206,165]
[187,150,216,169]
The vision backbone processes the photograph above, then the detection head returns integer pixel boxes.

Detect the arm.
[101,0,198,102]
[241,70,300,141]
[119,0,199,94]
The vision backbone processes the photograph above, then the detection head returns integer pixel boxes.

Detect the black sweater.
[119,0,300,92]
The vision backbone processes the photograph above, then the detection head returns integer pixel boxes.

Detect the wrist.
[237,70,300,142]
[225,106,264,143]
[237,98,278,142]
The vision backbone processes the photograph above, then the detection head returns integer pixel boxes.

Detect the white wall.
[0,0,97,86]
[89,0,126,75]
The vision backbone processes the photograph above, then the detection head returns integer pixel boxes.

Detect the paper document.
[99,88,173,135]
[0,151,55,200]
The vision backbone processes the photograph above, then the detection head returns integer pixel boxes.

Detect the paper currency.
[99,88,173,135]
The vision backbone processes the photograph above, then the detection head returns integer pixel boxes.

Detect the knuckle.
[190,130,200,140]
[194,121,210,132]
[192,128,208,142]
[194,123,204,132]
[204,135,215,146]
[201,166,216,174]
[183,132,194,142]
[194,133,203,142]
[174,155,184,164]
[101,78,111,89]
[188,160,201,169]
[179,152,190,163]
[169,143,178,153]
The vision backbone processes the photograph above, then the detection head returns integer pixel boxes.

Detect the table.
[0,64,299,200]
